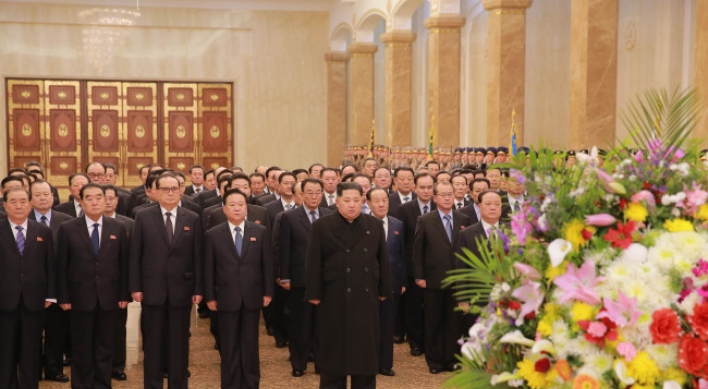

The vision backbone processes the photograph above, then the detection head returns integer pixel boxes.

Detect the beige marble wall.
[325,52,350,167]
[383,31,416,146]
[462,10,489,148]
[0,2,329,174]
[696,0,708,142]
[347,42,378,145]
[411,3,430,147]
[483,0,532,148]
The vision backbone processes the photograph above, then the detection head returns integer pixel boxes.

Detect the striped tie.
[15,226,25,255]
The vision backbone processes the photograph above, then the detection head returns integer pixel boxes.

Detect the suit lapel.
[0,220,21,256]
[24,221,40,257]
[76,219,97,257]
[98,219,113,256]
[150,208,171,247]
[430,211,450,244]
[171,207,187,249]
[221,223,240,260]
[298,207,312,232]
[451,212,465,247]
[240,221,253,258]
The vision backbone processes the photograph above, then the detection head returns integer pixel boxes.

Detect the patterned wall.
[6,79,233,190]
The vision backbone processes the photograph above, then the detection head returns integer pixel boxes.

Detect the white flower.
[491,371,522,386]
[670,162,690,177]
[499,330,535,347]
[531,339,556,356]
[548,239,572,267]
[629,175,637,181]
[663,381,682,389]
[680,291,702,315]
[614,360,636,386]
[645,343,678,370]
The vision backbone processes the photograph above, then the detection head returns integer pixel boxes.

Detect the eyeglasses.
[159,187,180,194]
[436,193,454,198]
[304,191,322,197]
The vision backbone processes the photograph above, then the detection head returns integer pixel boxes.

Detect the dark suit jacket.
[203,194,223,209]
[115,190,132,218]
[264,199,292,233]
[57,217,130,311]
[194,189,218,208]
[256,193,276,206]
[28,209,72,250]
[453,198,471,210]
[204,221,274,311]
[132,200,202,220]
[278,206,333,288]
[54,198,79,218]
[458,203,481,225]
[398,200,436,275]
[456,222,489,264]
[0,219,55,312]
[206,204,271,232]
[386,216,406,294]
[115,214,135,237]
[129,206,203,307]
[411,210,471,290]
[184,185,205,197]
[388,191,417,220]
[318,192,337,208]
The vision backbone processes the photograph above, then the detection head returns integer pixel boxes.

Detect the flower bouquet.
[445,88,708,389]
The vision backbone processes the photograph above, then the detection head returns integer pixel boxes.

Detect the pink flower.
[631,190,656,210]
[511,211,533,245]
[700,378,708,389]
[553,260,602,305]
[596,291,641,327]
[595,169,614,183]
[617,342,637,362]
[587,321,607,337]
[693,259,708,278]
[511,281,544,326]
[677,182,708,216]
[513,263,541,281]
[585,214,617,227]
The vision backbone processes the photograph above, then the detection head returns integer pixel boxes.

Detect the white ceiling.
[1,0,333,12]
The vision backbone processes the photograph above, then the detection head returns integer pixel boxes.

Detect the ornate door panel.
[198,83,233,170]
[7,80,45,170]
[87,81,122,184]
[44,80,82,186]
[163,83,198,175]
[123,82,158,188]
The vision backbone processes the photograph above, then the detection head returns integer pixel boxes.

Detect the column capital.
[482,0,533,12]
[347,42,378,56]
[324,51,351,63]
[381,31,417,47]
[424,16,466,31]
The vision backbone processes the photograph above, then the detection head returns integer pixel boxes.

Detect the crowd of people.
[0,151,534,389]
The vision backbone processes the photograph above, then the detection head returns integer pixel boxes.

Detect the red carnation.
[650,308,682,344]
[581,229,593,241]
[534,358,550,373]
[689,302,708,341]
[679,334,708,377]
[508,301,521,310]
[603,221,636,249]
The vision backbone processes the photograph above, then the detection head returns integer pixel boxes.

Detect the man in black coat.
[278,178,333,377]
[28,180,73,382]
[129,173,203,389]
[56,183,130,389]
[305,182,392,389]
[457,177,490,225]
[204,189,274,389]
[387,167,416,219]
[0,187,56,389]
[412,180,471,374]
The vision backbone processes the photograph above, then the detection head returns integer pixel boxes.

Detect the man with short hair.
[256,168,283,206]
[85,162,106,184]
[351,174,372,215]
[388,167,416,218]
[412,181,470,374]
[319,168,340,207]
[0,187,55,389]
[129,174,203,389]
[184,165,205,196]
[373,167,392,192]
[263,172,297,224]
[204,169,217,191]
[308,163,324,179]
[57,183,130,389]
[425,161,440,177]
[362,158,378,178]
[486,167,503,192]
[458,178,490,225]
[249,173,267,196]
[25,161,60,206]
[54,173,89,218]
[451,175,469,210]
[305,182,392,389]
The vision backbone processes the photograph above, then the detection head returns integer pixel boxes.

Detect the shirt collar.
[228,219,246,233]
[438,208,453,219]
[481,219,499,234]
[8,218,28,232]
[281,198,295,208]
[398,191,412,202]
[160,205,178,215]
[33,209,51,221]
[85,215,103,229]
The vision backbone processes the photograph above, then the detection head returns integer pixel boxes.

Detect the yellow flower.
[627,351,659,386]
[625,202,648,222]
[660,367,687,386]
[563,219,594,251]
[572,374,599,389]
[545,262,567,281]
[537,320,553,336]
[571,302,596,323]
[517,358,548,389]
[664,218,694,232]
[696,204,708,220]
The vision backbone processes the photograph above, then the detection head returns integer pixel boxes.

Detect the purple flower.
[509,169,526,185]
[511,211,533,245]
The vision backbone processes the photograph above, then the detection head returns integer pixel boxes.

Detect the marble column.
[695,0,708,143]
[382,31,416,146]
[348,43,378,146]
[568,0,618,149]
[325,51,350,167]
[426,16,465,148]
[483,0,532,147]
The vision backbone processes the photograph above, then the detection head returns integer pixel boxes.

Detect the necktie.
[165,212,173,243]
[91,223,100,255]
[15,226,25,255]
[423,204,429,214]
[403,196,410,203]
[195,188,201,193]
[457,202,463,209]
[78,206,85,218]
[513,201,521,213]
[234,226,243,256]
[285,204,293,210]
[40,215,49,226]
[329,194,334,205]
[443,215,452,242]
[310,210,318,223]
[363,204,369,214]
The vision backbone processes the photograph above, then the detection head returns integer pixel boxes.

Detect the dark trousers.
[287,287,317,371]
[210,309,221,349]
[43,303,70,377]
[379,293,401,370]
[70,307,117,389]
[403,278,424,350]
[0,303,44,389]
[267,284,289,343]
[142,304,191,389]
[219,309,261,389]
[319,373,376,389]
[112,307,128,374]
[422,289,461,370]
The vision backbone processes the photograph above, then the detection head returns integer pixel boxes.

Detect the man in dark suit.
[255,167,282,206]
[56,183,130,389]
[129,173,203,389]
[451,175,470,210]
[102,163,133,218]
[278,178,333,377]
[387,167,416,219]
[372,167,393,193]
[28,180,73,382]
[204,189,274,389]
[184,165,205,196]
[367,188,406,377]
[412,181,471,374]
[305,182,392,389]
[397,173,436,356]
[193,168,228,208]
[263,172,297,226]
[458,178,490,225]
[24,162,60,207]
[103,185,134,381]
[202,173,233,209]
[127,164,153,215]
[0,187,55,389]
[204,174,271,232]
[54,173,89,218]
[317,168,339,208]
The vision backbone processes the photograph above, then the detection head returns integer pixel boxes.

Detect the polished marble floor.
[40,303,451,388]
